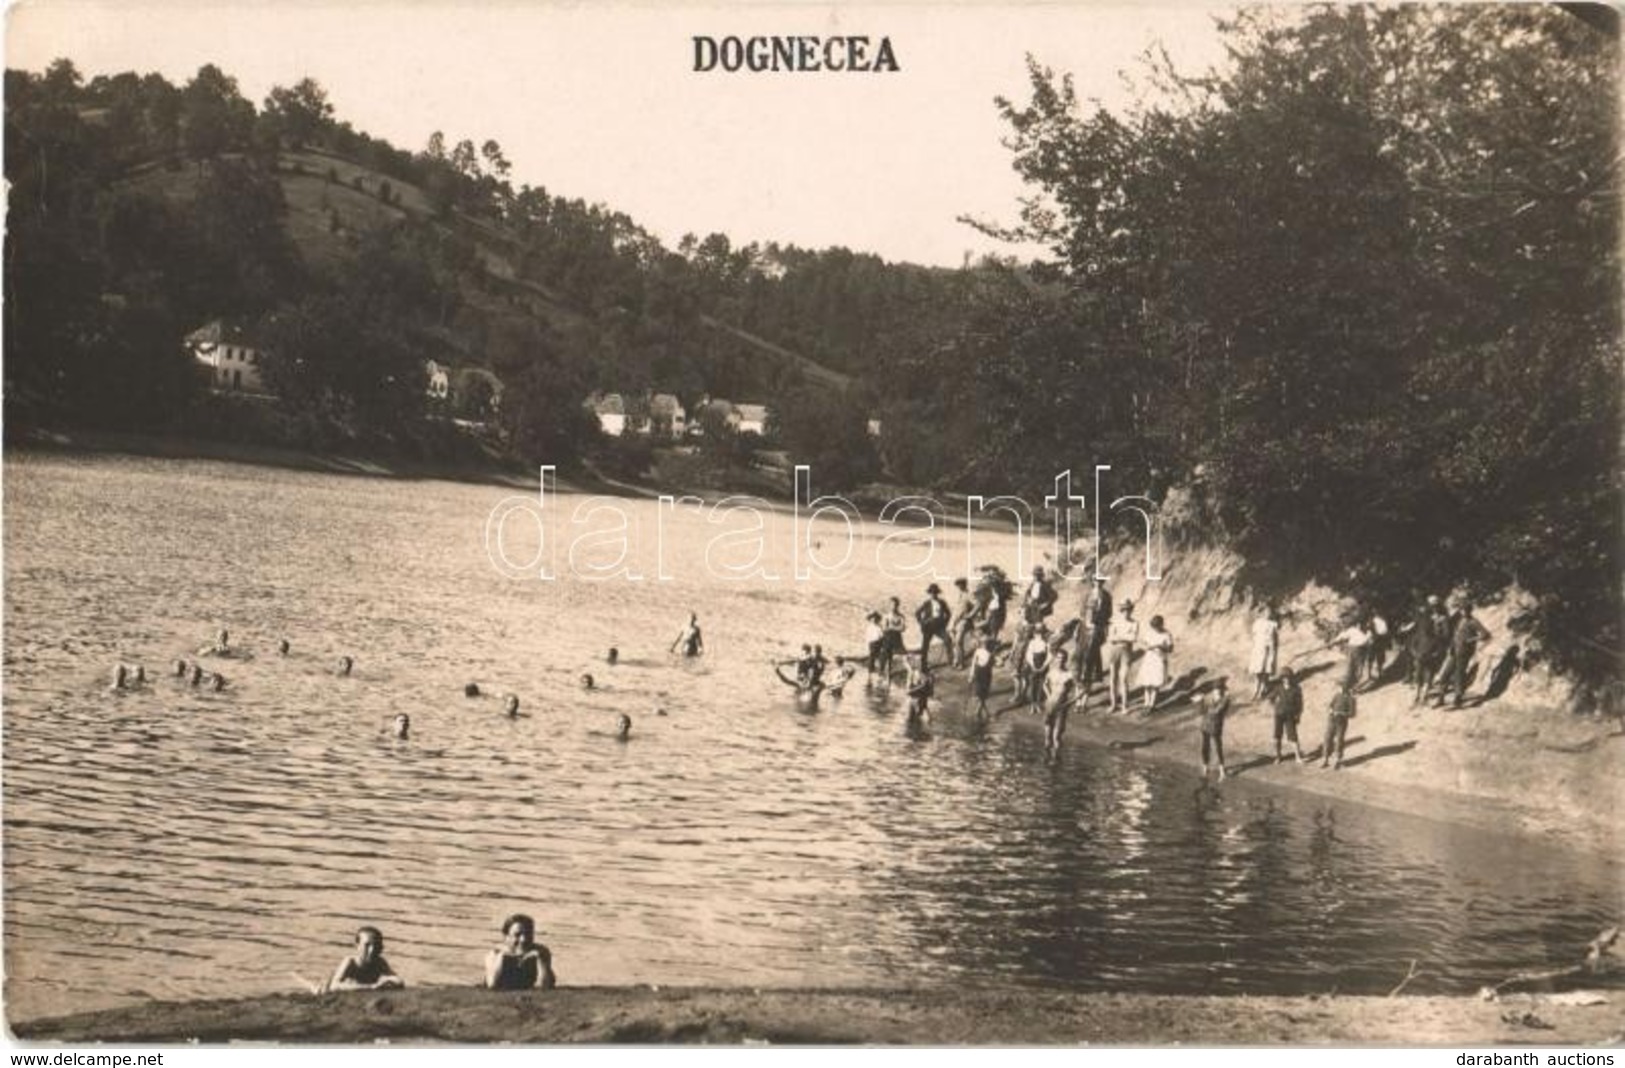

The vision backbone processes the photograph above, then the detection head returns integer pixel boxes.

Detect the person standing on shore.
[485,913,557,990]
[1022,566,1057,626]
[1079,575,1113,693]
[1249,606,1280,700]
[1322,681,1357,769]
[1138,615,1174,713]
[1435,602,1491,709]
[1331,615,1372,692]
[1270,668,1304,764]
[915,583,952,671]
[1105,600,1140,712]
[1199,677,1232,781]
[1404,596,1448,706]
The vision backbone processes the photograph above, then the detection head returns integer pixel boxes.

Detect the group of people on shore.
[782,565,1517,776]
[318,913,557,994]
[1250,591,1511,712]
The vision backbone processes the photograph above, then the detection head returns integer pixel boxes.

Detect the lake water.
[3,452,1619,1024]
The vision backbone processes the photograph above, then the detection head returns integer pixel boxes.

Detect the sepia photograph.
[2,0,1622,1050]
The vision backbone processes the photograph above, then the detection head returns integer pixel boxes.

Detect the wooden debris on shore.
[1479,925,1619,1000]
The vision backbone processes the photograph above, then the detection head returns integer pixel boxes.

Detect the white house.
[586,392,628,436]
[425,360,451,401]
[185,319,267,394]
[734,403,769,437]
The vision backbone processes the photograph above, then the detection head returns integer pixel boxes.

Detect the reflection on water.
[3,452,1619,1022]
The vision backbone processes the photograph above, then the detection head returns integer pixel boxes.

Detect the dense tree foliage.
[961,6,1619,681]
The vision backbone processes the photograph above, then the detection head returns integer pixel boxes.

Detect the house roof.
[185,319,261,349]
[649,393,685,416]
[586,392,625,415]
[735,403,769,424]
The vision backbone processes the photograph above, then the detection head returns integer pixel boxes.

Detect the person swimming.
[132,665,146,685]
[278,638,291,657]
[338,656,354,677]
[580,673,595,691]
[464,682,482,698]
[210,672,226,692]
[325,925,404,992]
[503,694,520,717]
[606,647,619,666]
[615,714,632,740]
[110,664,129,691]
[198,629,231,657]
[484,913,556,991]
[173,659,188,678]
[189,664,205,687]
[391,713,410,740]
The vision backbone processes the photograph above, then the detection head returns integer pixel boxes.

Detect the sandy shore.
[14,985,1625,1045]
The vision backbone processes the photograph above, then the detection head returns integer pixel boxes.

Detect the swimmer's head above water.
[615,714,632,740]
[338,656,354,677]
[606,647,619,665]
[278,638,290,656]
[580,673,595,691]
[392,713,410,740]
[464,682,481,698]
[504,694,520,716]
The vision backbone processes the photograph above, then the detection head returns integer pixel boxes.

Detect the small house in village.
[425,360,451,401]
[185,319,268,394]
[586,392,628,436]
[734,403,769,437]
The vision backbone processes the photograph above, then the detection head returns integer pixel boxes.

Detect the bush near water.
[3,7,1617,694]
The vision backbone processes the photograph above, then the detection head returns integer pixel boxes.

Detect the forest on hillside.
[3,5,1619,688]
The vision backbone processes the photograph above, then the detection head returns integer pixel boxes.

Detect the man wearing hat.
[1022,565,1057,625]
[1078,575,1113,691]
[915,582,952,671]
[1104,599,1140,712]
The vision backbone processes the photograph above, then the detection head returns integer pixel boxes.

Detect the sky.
[6,1,1235,267]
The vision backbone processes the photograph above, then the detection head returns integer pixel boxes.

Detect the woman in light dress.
[1249,606,1280,699]
[1137,615,1174,712]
